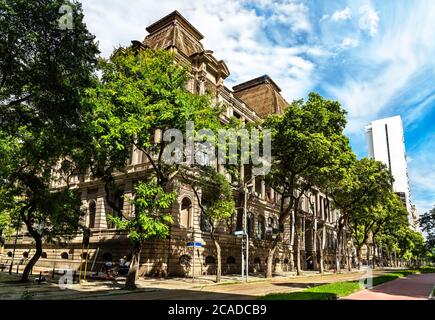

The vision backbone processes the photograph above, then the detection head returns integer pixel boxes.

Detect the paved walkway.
[99,271,372,300]
[344,273,435,300]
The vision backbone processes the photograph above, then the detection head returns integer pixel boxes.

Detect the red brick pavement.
[344,273,435,300]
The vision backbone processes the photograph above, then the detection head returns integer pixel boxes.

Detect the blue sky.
[80,0,435,215]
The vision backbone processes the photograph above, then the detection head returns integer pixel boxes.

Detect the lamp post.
[243,183,248,283]
[241,178,254,283]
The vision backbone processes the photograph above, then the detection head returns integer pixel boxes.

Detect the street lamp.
[241,178,254,282]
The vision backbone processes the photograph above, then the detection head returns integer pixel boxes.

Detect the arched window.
[205,256,216,264]
[180,197,192,228]
[226,256,236,264]
[41,252,48,259]
[61,252,69,260]
[88,200,96,228]
[257,215,266,240]
[22,252,29,258]
[7,251,12,257]
[267,217,275,229]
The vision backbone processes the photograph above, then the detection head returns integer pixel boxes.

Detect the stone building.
[1,11,342,277]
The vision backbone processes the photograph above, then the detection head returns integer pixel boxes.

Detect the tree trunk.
[336,228,342,273]
[346,238,351,272]
[210,231,221,283]
[289,209,295,272]
[317,226,325,274]
[266,245,277,278]
[372,239,376,269]
[366,244,370,266]
[295,216,301,275]
[20,234,42,282]
[312,219,317,271]
[357,245,363,270]
[125,241,141,290]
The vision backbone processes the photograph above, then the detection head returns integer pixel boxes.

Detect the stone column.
[261,180,266,200]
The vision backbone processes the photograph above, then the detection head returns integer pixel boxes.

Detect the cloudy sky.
[79,0,435,215]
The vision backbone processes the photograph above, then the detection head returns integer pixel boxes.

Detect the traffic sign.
[186,241,203,247]
[234,230,243,236]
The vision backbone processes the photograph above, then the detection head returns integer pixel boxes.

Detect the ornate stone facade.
[2,11,342,277]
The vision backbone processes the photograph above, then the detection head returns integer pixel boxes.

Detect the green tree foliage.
[263,92,350,277]
[328,158,392,271]
[86,47,224,288]
[420,205,435,251]
[183,167,235,283]
[0,0,99,281]
[109,179,175,289]
[351,191,408,268]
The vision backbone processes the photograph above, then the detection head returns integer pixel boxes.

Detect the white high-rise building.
[365,116,417,228]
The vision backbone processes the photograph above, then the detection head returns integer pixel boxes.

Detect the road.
[344,273,435,300]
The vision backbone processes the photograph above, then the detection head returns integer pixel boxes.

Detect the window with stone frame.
[257,215,266,240]
[106,188,124,229]
[180,197,192,228]
[88,200,97,228]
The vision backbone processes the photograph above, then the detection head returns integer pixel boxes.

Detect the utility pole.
[243,183,249,282]
[237,177,253,282]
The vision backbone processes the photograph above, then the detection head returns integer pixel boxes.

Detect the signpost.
[186,241,202,282]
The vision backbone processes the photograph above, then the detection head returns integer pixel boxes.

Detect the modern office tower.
[365,115,418,227]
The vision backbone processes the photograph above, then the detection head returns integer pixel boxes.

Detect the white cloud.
[331,7,352,21]
[80,0,320,101]
[339,37,359,49]
[407,134,435,215]
[358,5,379,36]
[320,14,329,22]
[325,1,435,134]
[269,2,312,33]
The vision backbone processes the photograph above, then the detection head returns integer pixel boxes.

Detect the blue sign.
[186,242,203,247]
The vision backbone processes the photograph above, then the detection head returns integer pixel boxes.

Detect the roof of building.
[146,10,204,41]
[232,75,288,118]
[232,75,282,93]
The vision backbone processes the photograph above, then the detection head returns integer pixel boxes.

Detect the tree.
[86,47,223,289]
[263,92,348,277]
[182,167,235,283]
[0,0,99,281]
[420,205,435,251]
[327,158,392,272]
[397,228,426,266]
[109,179,175,290]
[350,191,407,269]
[370,193,408,267]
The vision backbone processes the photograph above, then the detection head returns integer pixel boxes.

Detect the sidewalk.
[0,269,369,300]
[344,273,435,300]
